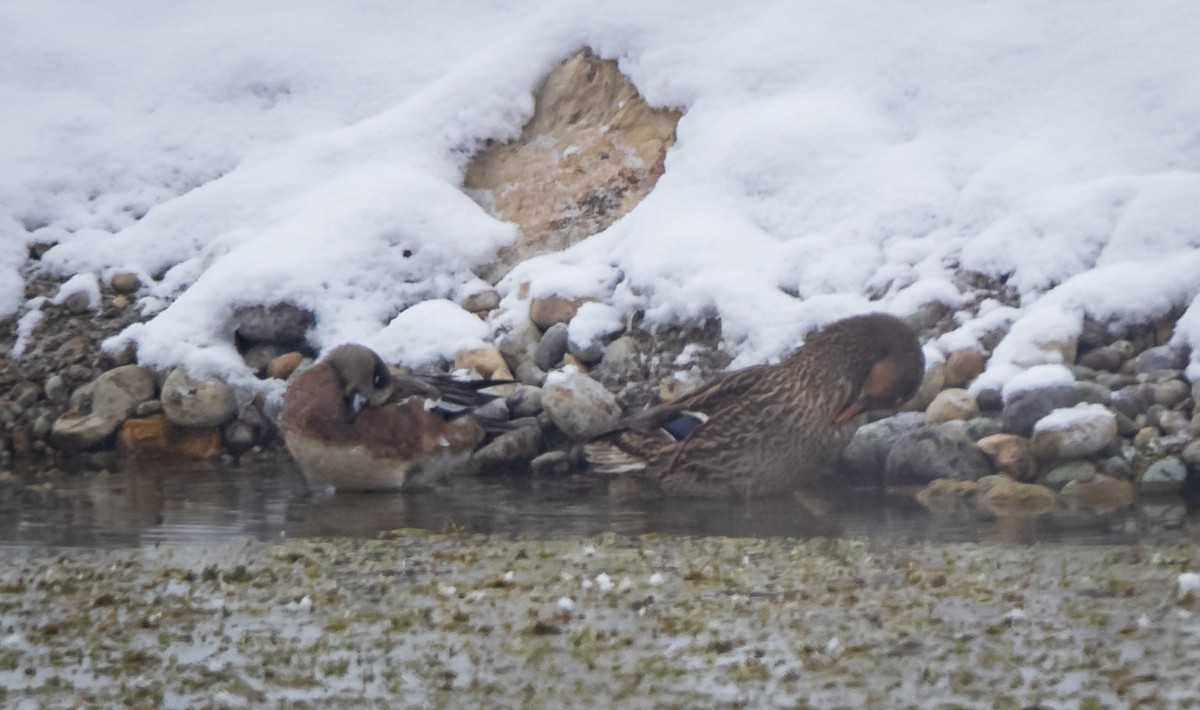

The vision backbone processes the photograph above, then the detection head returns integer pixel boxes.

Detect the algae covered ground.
[2,531,1200,708]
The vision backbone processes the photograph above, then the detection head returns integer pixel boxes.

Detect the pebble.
[221,421,258,456]
[242,343,289,375]
[1060,473,1135,512]
[1181,439,1200,468]
[1002,384,1083,436]
[161,368,239,428]
[594,336,641,387]
[233,303,314,346]
[838,412,927,485]
[472,424,545,469]
[1134,344,1188,375]
[978,478,1056,516]
[530,451,572,476]
[963,416,1003,441]
[514,361,548,387]
[109,272,142,294]
[135,400,163,417]
[455,346,511,379]
[943,350,985,388]
[924,388,978,423]
[1156,409,1189,436]
[43,374,68,403]
[1041,460,1098,491]
[1030,404,1117,460]
[497,318,542,372]
[117,414,222,461]
[90,365,157,422]
[529,295,589,329]
[48,414,119,452]
[975,388,1003,411]
[1076,341,1132,371]
[535,323,570,371]
[1153,379,1190,408]
[13,382,40,410]
[884,423,993,485]
[266,352,304,380]
[542,369,622,441]
[459,289,501,314]
[902,360,945,412]
[1139,456,1187,496]
[505,385,544,418]
[975,433,1036,482]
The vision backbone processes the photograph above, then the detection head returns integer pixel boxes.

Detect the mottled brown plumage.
[281,344,498,491]
[584,313,924,498]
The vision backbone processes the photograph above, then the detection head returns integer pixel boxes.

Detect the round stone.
[943,350,985,388]
[266,352,304,380]
[884,423,993,485]
[924,388,979,423]
[1041,460,1098,491]
[161,368,238,428]
[109,272,142,294]
[542,369,622,441]
[535,323,569,371]
[1030,404,1117,460]
[233,303,314,346]
[459,289,501,314]
[975,433,1036,481]
[1139,456,1187,496]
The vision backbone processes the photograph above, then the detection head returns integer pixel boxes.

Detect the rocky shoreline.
[3,264,1199,517]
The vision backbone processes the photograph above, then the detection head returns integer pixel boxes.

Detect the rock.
[1041,460,1099,490]
[1182,439,1200,468]
[1133,426,1159,448]
[1101,456,1133,480]
[535,323,570,371]
[63,291,92,314]
[943,350,985,388]
[1113,411,1139,436]
[529,295,590,330]
[1002,384,1083,436]
[838,412,927,485]
[43,374,69,403]
[267,352,304,380]
[233,303,314,346]
[1139,456,1187,496]
[915,479,981,514]
[978,478,1056,516]
[472,424,545,469]
[924,389,978,423]
[1072,381,1112,406]
[883,423,993,485]
[963,416,1003,441]
[48,414,118,452]
[90,365,157,422]
[515,361,548,387]
[542,369,622,441]
[242,343,289,376]
[13,382,40,410]
[30,413,52,439]
[221,420,258,456]
[54,335,89,364]
[135,400,163,417]
[109,272,142,294]
[1153,379,1190,408]
[464,49,680,283]
[901,359,945,412]
[975,388,1003,411]
[976,433,1036,481]
[1061,473,1135,512]
[506,385,544,418]
[455,346,511,379]
[530,451,572,476]
[472,398,511,428]
[161,368,238,428]
[902,302,950,333]
[1076,341,1133,371]
[1157,409,1190,436]
[497,318,542,372]
[594,336,641,387]
[1030,404,1117,460]
[459,289,501,314]
[117,414,222,461]
[1134,344,1188,375]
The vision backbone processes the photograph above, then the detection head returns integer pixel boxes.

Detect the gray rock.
[1156,409,1190,436]
[530,451,572,476]
[473,398,511,427]
[63,291,92,314]
[497,318,542,372]
[13,382,40,410]
[567,334,607,366]
[91,365,156,422]
[1101,456,1133,480]
[1134,344,1188,375]
[109,272,142,295]
[975,388,1003,411]
[1030,404,1117,460]
[472,425,545,469]
[883,423,993,485]
[963,416,1004,441]
[839,412,927,485]
[221,421,258,457]
[1181,439,1200,468]
[542,370,622,441]
[1153,379,1190,408]
[506,385,544,418]
[1109,384,1156,419]
[135,400,163,417]
[1041,460,1098,491]
[233,303,314,346]
[242,343,290,375]
[43,375,69,404]
[1072,381,1112,406]
[1113,411,1139,436]
[1002,384,1083,436]
[1096,372,1138,389]
[535,323,570,371]
[1139,456,1187,495]
[48,414,118,452]
[902,360,945,412]
[595,336,641,387]
[1077,341,1132,371]
[459,289,501,313]
[514,361,548,387]
[31,412,52,439]
[161,368,238,428]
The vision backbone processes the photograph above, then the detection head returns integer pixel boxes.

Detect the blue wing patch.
[661,411,709,441]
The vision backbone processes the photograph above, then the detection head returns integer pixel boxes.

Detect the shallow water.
[1,459,1195,548]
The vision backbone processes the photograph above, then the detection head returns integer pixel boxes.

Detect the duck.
[280,343,503,491]
[583,313,925,498]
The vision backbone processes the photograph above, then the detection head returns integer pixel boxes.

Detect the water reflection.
[0,458,1194,549]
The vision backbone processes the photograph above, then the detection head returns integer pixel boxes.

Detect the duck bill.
[833,400,865,426]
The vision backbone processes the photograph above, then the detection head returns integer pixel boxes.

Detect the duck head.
[323,344,396,422]
[822,314,925,425]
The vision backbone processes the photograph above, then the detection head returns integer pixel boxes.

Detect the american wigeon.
[584,313,924,498]
[280,344,501,491]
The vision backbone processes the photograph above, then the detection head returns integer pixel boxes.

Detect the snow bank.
[3,0,1200,388]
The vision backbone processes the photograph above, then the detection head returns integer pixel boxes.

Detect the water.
[3,458,1194,548]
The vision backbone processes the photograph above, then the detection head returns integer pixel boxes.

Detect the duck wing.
[620,363,775,437]
[389,373,514,416]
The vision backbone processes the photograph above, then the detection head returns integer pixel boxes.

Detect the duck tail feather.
[582,442,648,476]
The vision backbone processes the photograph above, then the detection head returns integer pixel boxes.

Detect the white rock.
[1031,403,1117,460]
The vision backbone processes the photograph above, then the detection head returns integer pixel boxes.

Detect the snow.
[4,0,1200,392]
[1001,365,1076,402]
[1032,403,1114,433]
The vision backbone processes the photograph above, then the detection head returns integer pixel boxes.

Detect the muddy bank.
[3,533,1200,708]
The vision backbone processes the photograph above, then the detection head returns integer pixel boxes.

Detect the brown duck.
[281,344,501,491]
[584,313,924,498]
